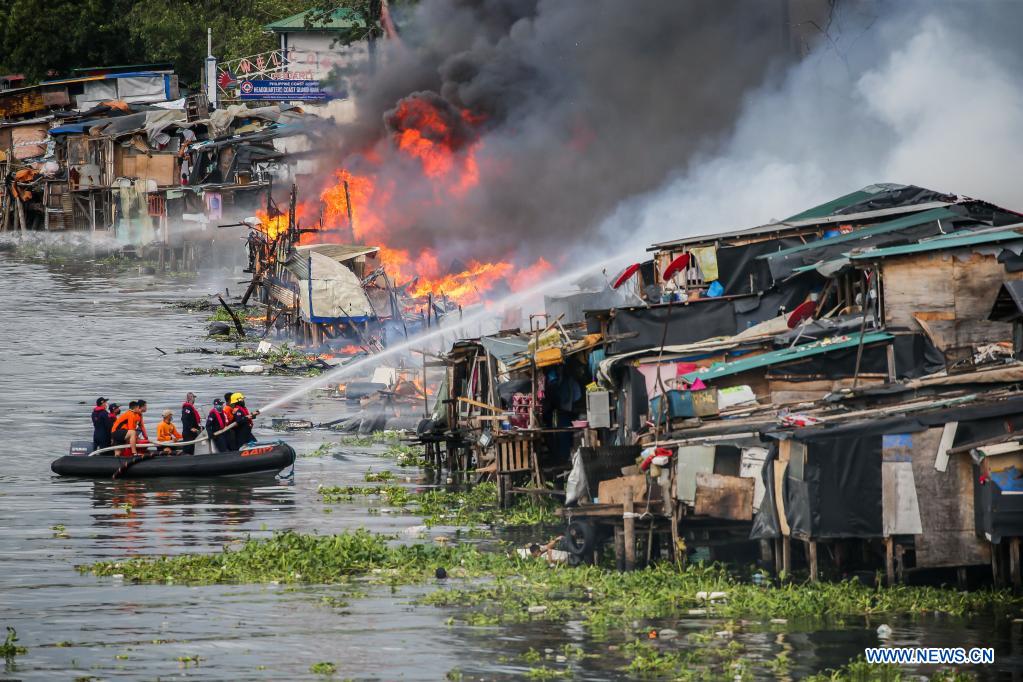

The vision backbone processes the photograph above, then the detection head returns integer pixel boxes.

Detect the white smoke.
[602,4,1023,249]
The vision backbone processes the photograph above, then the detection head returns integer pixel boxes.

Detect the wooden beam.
[807,540,818,582]
[216,295,246,337]
[624,489,636,571]
[992,542,1003,588]
[885,537,895,586]
[1010,537,1021,590]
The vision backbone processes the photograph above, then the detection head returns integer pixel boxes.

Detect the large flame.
[266,94,552,307]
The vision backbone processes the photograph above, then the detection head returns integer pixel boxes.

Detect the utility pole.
[205,28,219,110]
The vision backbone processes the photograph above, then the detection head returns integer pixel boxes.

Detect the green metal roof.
[785,188,880,222]
[848,228,1023,260]
[680,332,894,383]
[760,207,962,261]
[265,8,366,32]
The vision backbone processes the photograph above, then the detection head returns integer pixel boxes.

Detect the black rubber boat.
[51,442,296,479]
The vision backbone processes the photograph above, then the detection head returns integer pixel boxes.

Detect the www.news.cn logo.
[865,647,995,665]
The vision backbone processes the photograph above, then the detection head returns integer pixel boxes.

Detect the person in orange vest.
[229,392,260,446]
[223,392,235,424]
[156,410,183,454]
[111,400,148,456]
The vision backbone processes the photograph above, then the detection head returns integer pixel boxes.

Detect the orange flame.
[291,95,551,307]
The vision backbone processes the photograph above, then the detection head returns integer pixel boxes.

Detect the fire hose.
[86,419,248,457]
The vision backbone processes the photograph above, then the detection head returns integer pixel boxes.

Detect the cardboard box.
[693,473,753,521]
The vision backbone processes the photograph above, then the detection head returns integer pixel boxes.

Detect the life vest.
[111,411,147,439]
[182,402,201,423]
[207,408,226,430]
[223,405,235,422]
[234,405,251,423]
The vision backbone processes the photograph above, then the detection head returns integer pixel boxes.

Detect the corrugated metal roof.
[265,8,366,32]
[646,201,954,251]
[761,207,962,261]
[679,332,893,383]
[849,228,1023,260]
[296,243,379,263]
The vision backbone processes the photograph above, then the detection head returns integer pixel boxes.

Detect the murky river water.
[1,252,1021,680]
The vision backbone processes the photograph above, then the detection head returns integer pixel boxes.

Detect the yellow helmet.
[230,392,245,404]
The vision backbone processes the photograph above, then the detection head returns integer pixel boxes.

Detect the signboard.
[238,79,327,101]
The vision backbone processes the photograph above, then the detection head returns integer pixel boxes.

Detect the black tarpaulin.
[832,185,955,216]
[716,237,806,295]
[734,277,822,331]
[787,436,883,540]
[608,300,737,354]
[750,447,781,539]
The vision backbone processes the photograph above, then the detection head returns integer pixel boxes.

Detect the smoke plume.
[317,0,1023,273]
[602,0,1023,248]
[319,0,795,265]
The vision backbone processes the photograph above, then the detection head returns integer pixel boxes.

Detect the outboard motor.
[69,441,93,457]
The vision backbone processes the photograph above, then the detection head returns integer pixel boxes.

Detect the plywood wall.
[882,252,1023,351]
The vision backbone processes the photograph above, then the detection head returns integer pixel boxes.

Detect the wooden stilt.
[885,537,895,586]
[895,544,905,584]
[807,540,818,582]
[781,535,791,577]
[614,526,625,572]
[957,567,969,590]
[992,542,1004,588]
[1010,537,1021,590]
[623,489,636,571]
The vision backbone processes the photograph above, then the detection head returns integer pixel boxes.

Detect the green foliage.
[1,627,27,658]
[0,0,319,85]
[316,481,556,527]
[364,469,395,482]
[310,661,337,675]
[84,529,513,585]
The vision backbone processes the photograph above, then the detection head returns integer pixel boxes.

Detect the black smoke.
[319,0,798,265]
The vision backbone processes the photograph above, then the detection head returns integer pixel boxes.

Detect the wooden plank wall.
[882,252,1023,350]
[910,427,990,567]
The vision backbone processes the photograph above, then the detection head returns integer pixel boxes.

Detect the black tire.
[564,519,597,557]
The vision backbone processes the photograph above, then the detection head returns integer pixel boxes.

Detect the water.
[258,254,626,415]
[1,253,1020,680]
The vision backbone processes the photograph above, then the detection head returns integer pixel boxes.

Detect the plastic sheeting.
[297,251,374,322]
[545,286,642,324]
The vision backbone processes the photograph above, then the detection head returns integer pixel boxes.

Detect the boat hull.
[50,443,296,479]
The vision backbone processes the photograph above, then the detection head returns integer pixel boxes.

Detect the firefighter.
[206,398,233,452]
[180,392,202,455]
[156,410,183,454]
[91,397,112,452]
[229,392,260,446]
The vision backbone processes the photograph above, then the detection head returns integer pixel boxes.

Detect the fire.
[288,93,552,307]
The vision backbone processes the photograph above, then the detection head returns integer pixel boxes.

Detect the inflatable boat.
[51,442,296,479]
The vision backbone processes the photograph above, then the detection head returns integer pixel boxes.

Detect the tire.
[564,519,597,557]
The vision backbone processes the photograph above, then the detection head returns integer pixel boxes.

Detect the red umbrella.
[611,263,641,289]
[662,253,691,281]
[786,300,816,329]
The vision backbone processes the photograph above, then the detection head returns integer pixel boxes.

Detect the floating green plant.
[1,627,26,658]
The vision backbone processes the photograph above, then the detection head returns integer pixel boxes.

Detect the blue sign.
[239,79,328,101]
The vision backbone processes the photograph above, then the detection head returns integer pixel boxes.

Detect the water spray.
[256,253,636,416]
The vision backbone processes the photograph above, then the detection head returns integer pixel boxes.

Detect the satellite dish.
[786,300,816,329]
[662,253,691,281]
[611,263,641,289]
